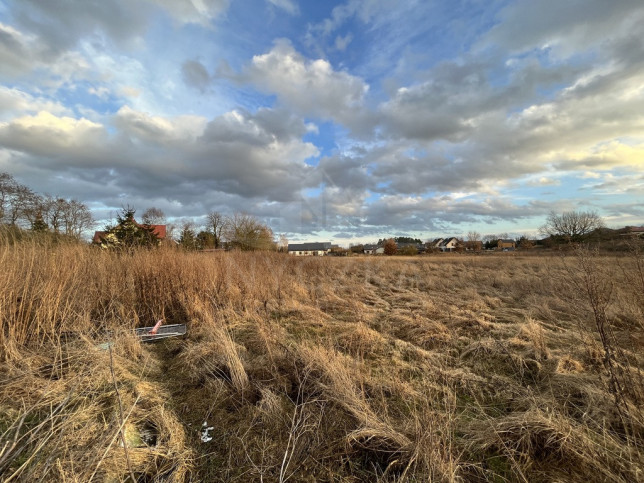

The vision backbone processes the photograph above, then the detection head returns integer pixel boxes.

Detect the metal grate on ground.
[134,324,187,342]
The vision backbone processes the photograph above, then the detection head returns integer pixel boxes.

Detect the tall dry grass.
[1,232,643,481]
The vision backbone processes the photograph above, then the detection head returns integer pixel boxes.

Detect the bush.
[383,238,397,255]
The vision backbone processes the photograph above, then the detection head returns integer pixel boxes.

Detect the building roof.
[363,244,378,250]
[439,237,458,246]
[92,231,107,244]
[288,242,332,251]
[149,224,166,239]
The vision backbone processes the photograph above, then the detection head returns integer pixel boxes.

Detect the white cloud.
[113,106,207,145]
[148,0,230,26]
[481,0,644,59]
[236,39,369,126]
[526,177,560,187]
[266,0,299,16]
[0,111,106,157]
[0,87,69,120]
[0,107,318,204]
[0,22,43,78]
[88,86,111,100]
[334,33,353,51]
[118,86,142,98]
[580,171,601,179]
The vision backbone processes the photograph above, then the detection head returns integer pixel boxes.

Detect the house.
[363,244,379,255]
[93,222,167,244]
[429,238,444,248]
[288,242,332,256]
[497,239,516,250]
[439,237,460,252]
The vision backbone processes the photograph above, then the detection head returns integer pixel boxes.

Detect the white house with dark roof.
[288,242,332,256]
[439,237,460,252]
[429,238,444,248]
[363,244,382,255]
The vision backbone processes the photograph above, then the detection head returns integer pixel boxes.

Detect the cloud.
[0,22,43,78]
[0,107,318,206]
[334,33,353,51]
[195,109,319,200]
[9,0,230,56]
[118,86,142,98]
[9,0,150,53]
[306,0,392,38]
[113,106,207,145]
[482,0,644,59]
[580,171,601,179]
[181,60,212,92]
[266,0,299,16]
[363,194,548,231]
[0,111,107,159]
[148,0,230,25]
[529,177,561,187]
[317,155,370,192]
[0,87,69,119]
[231,39,370,127]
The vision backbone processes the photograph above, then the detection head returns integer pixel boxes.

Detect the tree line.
[176,211,279,251]
[100,206,281,252]
[0,172,93,239]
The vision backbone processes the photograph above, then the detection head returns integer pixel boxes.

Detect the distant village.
[287,237,518,256]
[287,228,644,256]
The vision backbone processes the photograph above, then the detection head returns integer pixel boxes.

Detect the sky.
[0,0,643,244]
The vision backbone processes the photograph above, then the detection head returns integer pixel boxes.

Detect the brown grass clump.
[1,234,643,481]
[0,334,193,482]
[337,322,388,359]
[556,355,584,374]
[467,407,640,482]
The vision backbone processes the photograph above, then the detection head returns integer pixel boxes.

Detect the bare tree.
[0,174,41,227]
[0,173,92,238]
[223,213,275,251]
[8,184,41,226]
[42,196,67,234]
[62,199,94,238]
[142,207,166,225]
[540,210,604,242]
[466,231,482,251]
[0,172,15,222]
[278,234,288,252]
[207,211,225,248]
[40,196,93,238]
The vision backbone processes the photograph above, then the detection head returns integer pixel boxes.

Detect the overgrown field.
[1,238,643,482]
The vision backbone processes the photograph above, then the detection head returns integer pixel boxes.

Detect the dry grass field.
[1,234,643,482]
